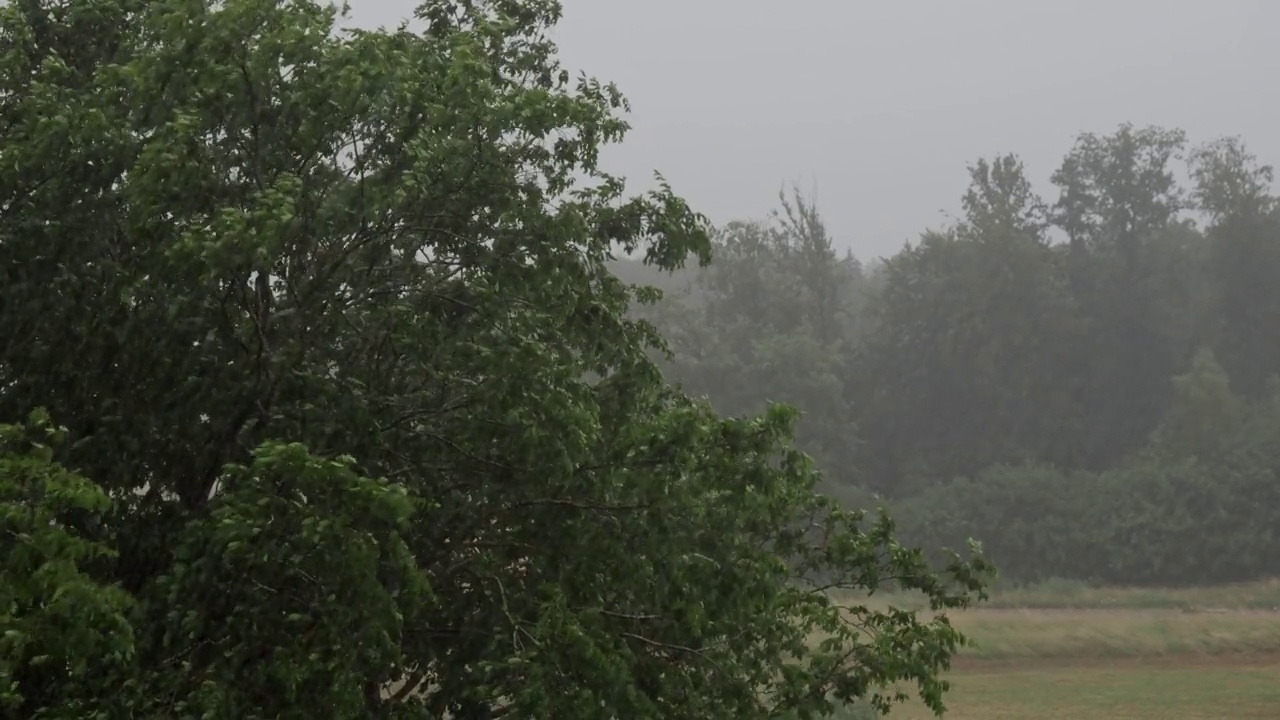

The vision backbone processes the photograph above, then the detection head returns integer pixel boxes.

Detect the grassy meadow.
[831,579,1280,719]
[888,659,1280,720]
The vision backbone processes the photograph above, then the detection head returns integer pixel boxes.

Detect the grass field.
[830,579,1280,719]
[950,607,1280,661]
[837,577,1280,613]
[890,657,1280,719]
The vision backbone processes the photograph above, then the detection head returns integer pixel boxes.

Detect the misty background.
[334,0,1280,589]
[353,0,1280,259]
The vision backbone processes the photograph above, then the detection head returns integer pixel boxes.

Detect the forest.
[617,125,1280,588]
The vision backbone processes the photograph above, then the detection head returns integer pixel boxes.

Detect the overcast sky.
[350,0,1280,260]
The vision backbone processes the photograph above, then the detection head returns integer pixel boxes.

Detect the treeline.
[617,124,1280,586]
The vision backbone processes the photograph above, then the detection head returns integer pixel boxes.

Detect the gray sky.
[351,0,1280,260]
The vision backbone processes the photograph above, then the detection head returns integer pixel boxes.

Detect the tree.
[1049,124,1200,467]
[957,154,1050,240]
[1189,136,1276,223]
[0,411,136,717]
[854,155,1085,490]
[1189,137,1280,397]
[1148,347,1243,460]
[1050,123,1187,260]
[0,1,988,718]
[653,187,868,490]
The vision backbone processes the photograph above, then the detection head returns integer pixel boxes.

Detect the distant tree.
[1051,123,1188,261]
[958,154,1051,239]
[0,1,989,718]
[1190,137,1280,397]
[1189,136,1276,223]
[1149,347,1243,460]
[854,155,1086,490]
[618,124,1280,587]
[659,186,868,489]
[1049,124,1200,467]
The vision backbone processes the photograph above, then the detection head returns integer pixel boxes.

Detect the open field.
[829,580,1280,718]
[949,607,1280,662]
[956,577,1280,611]
[834,577,1280,613]
[888,657,1280,720]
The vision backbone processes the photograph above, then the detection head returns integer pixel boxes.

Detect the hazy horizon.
[350,0,1280,261]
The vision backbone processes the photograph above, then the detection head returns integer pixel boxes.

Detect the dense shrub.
[892,403,1280,587]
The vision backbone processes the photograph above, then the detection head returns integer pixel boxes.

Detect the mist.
[355,0,1280,259]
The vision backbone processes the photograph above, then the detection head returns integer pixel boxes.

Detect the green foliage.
[0,1,988,717]
[894,387,1280,586]
[1050,123,1188,252]
[1149,347,1243,458]
[139,442,427,718]
[1191,139,1280,398]
[0,411,135,718]
[645,186,867,488]
[781,698,880,720]
[1048,124,1206,468]
[854,155,1086,489]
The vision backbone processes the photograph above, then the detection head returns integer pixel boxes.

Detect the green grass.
[950,608,1280,662]
[823,580,1280,718]
[809,607,1280,665]
[974,577,1280,611]
[834,577,1280,612]
[825,581,1280,663]
[886,659,1280,719]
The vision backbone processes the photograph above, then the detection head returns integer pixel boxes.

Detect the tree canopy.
[626,123,1280,588]
[0,1,989,718]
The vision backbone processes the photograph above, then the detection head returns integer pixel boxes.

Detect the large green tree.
[0,1,988,718]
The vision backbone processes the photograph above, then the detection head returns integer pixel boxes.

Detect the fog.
[5,2,1280,716]
[352,0,1280,259]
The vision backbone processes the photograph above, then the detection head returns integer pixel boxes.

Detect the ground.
[893,656,1280,720]
[834,579,1280,719]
